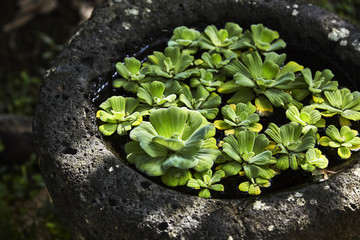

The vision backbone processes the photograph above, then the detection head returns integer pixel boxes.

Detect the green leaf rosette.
[144,46,195,80]
[168,26,201,54]
[299,148,329,172]
[125,107,221,187]
[137,80,180,109]
[189,69,225,92]
[113,57,148,93]
[319,125,360,159]
[199,22,248,54]
[312,88,360,125]
[217,130,276,195]
[218,51,303,115]
[286,105,325,133]
[265,123,316,170]
[243,23,286,52]
[187,170,225,198]
[293,68,338,102]
[96,96,143,136]
[214,102,262,135]
[179,85,221,120]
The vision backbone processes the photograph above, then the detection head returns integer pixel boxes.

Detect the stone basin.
[34,0,360,239]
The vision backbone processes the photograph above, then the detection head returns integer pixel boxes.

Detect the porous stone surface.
[34,0,360,239]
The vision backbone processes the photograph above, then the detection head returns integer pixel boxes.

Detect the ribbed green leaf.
[117,122,132,135]
[249,150,272,165]
[326,125,343,142]
[116,62,130,79]
[341,110,360,121]
[305,148,328,169]
[223,135,241,162]
[239,181,250,192]
[278,61,304,77]
[97,110,117,123]
[289,154,299,170]
[301,68,313,87]
[161,168,191,186]
[109,96,126,113]
[162,154,198,170]
[286,106,305,125]
[252,134,270,155]
[340,126,356,142]
[150,107,188,138]
[218,161,242,176]
[245,52,263,79]
[99,123,117,136]
[248,184,261,195]
[198,189,211,198]
[262,60,279,80]
[243,164,260,179]
[125,141,142,164]
[227,87,255,104]
[222,59,250,77]
[263,89,292,107]
[152,136,185,152]
[210,184,224,192]
[137,86,153,105]
[234,72,256,87]
[338,146,351,159]
[237,130,256,155]
[204,25,220,45]
[134,156,167,177]
[258,166,276,179]
[125,57,141,74]
[265,123,282,143]
[182,110,209,140]
[295,129,316,152]
[187,178,201,189]
[192,148,220,172]
[324,90,342,109]
[276,155,289,170]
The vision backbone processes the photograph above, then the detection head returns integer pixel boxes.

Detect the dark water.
[91,36,360,199]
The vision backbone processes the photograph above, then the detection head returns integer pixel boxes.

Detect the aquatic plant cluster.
[96,23,360,198]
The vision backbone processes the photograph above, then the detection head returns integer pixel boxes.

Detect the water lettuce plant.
[199,22,246,54]
[286,106,325,133]
[300,148,329,172]
[214,102,262,134]
[113,57,147,93]
[187,170,225,198]
[265,123,316,170]
[218,130,276,195]
[293,68,338,102]
[96,96,142,136]
[179,85,221,119]
[195,52,237,72]
[97,22,360,198]
[125,107,221,186]
[189,69,225,92]
[312,88,360,124]
[145,46,195,80]
[319,125,360,159]
[168,26,201,54]
[137,80,180,109]
[243,23,286,52]
[218,51,303,115]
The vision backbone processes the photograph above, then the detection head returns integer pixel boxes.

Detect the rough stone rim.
[34,0,360,239]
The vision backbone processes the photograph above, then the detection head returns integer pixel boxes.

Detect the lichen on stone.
[328,27,350,42]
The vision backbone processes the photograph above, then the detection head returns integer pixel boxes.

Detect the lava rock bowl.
[34,0,360,239]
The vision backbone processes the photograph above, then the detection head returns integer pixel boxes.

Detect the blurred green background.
[0,0,359,239]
